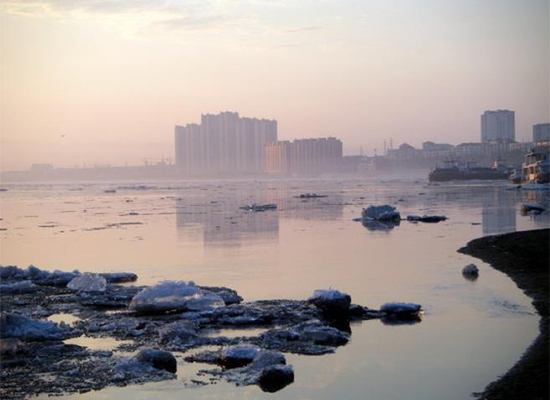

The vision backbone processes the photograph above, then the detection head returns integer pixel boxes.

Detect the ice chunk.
[185,293,225,311]
[219,345,260,368]
[129,280,201,314]
[406,215,447,223]
[308,289,351,313]
[136,348,177,373]
[362,205,401,222]
[67,273,107,292]
[258,365,294,393]
[462,264,479,280]
[522,203,545,213]
[100,272,138,283]
[0,280,39,294]
[0,313,72,341]
[380,302,422,316]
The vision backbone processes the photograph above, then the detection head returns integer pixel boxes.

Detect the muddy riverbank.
[459,228,549,400]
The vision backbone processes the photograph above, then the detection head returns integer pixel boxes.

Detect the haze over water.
[1,176,548,400]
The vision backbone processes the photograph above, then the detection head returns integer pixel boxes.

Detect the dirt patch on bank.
[459,228,549,400]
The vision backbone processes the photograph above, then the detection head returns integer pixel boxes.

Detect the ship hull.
[429,169,509,182]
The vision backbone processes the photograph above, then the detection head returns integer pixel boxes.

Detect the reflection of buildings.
[176,197,279,247]
[175,186,345,246]
[481,189,517,235]
[264,137,343,175]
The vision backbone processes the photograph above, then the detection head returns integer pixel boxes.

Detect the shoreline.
[459,228,549,400]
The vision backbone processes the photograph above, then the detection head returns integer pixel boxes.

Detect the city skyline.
[1,0,548,171]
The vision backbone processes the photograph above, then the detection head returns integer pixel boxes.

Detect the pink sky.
[1,0,548,171]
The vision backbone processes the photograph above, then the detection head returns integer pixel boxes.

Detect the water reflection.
[176,197,279,247]
[174,189,345,246]
[482,189,517,235]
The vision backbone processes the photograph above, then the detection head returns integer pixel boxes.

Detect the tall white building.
[175,112,277,174]
[481,110,515,143]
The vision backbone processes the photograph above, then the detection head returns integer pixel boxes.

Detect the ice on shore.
[0,265,80,287]
[362,205,401,222]
[0,313,72,341]
[0,280,39,294]
[186,292,225,311]
[100,272,138,283]
[136,348,177,373]
[130,280,203,313]
[220,345,261,368]
[67,273,107,292]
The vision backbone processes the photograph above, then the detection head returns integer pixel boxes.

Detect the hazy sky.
[1,0,548,170]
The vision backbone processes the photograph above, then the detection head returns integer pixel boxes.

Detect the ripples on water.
[1,175,548,400]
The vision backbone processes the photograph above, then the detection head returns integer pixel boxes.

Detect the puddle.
[202,327,269,339]
[64,336,133,351]
[47,313,81,326]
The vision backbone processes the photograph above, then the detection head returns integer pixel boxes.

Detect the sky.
[0,0,548,171]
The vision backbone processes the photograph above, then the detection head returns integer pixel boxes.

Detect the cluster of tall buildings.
[264,138,343,175]
[175,112,277,174]
[175,112,344,176]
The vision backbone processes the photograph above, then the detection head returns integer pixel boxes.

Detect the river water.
[0,174,548,400]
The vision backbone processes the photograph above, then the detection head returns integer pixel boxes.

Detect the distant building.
[175,112,277,174]
[422,141,453,151]
[481,110,515,143]
[264,137,343,175]
[533,123,550,144]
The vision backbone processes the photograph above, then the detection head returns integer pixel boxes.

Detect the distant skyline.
[1,0,548,171]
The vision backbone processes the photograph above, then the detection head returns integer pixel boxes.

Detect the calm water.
[1,175,548,400]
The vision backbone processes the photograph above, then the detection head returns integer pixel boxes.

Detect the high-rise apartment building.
[175,112,277,174]
[533,123,550,143]
[264,137,343,175]
[481,110,515,143]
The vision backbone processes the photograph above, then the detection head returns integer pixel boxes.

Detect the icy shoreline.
[0,265,422,399]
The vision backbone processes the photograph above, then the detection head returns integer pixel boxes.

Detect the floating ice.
[362,205,401,222]
[67,273,107,292]
[308,289,351,313]
[380,302,422,316]
[522,203,545,213]
[406,215,447,223]
[462,264,479,280]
